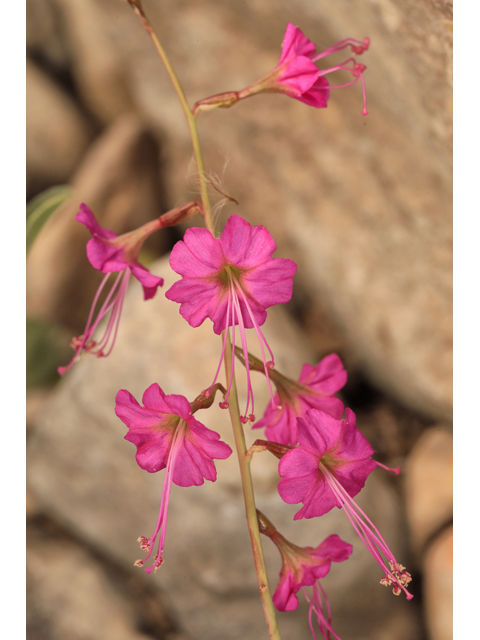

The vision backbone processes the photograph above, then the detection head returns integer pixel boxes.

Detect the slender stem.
[223,331,282,640]
[128,4,282,636]
[127,1,214,234]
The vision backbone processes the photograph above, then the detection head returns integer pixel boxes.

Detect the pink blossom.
[165,214,297,422]
[115,383,232,572]
[193,23,369,116]
[58,204,164,374]
[253,354,347,446]
[277,408,413,599]
[271,23,370,113]
[258,510,351,640]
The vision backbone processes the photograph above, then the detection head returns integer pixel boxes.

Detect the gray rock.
[26,59,93,197]
[423,526,453,640]
[405,427,453,553]
[28,256,421,640]
[27,519,180,640]
[56,0,136,125]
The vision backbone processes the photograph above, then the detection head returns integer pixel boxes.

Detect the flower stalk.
[223,331,282,640]
[126,2,282,636]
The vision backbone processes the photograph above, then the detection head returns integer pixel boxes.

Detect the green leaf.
[26,317,73,388]
[26,185,73,255]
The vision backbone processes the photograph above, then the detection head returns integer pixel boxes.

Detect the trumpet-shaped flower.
[193,23,369,116]
[253,354,347,446]
[115,383,232,572]
[258,510,352,640]
[58,204,164,374]
[165,214,297,422]
[277,408,413,599]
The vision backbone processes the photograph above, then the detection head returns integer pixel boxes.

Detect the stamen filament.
[319,463,413,599]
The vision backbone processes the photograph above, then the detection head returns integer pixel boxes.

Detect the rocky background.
[26,1,452,639]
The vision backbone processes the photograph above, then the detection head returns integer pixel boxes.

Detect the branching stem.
[127,3,281,637]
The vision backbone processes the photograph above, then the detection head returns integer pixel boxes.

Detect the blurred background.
[26,1,452,639]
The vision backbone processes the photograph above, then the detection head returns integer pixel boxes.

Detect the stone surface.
[26,114,168,331]
[27,517,183,640]
[405,426,453,552]
[28,257,421,640]
[26,59,93,198]
[56,0,136,124]
[423,526,453,640]
[26,0,71,72]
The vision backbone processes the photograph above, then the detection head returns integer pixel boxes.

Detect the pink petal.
[273,571,300,611]
[299,354,348,395]
[76,203,117,241]
[277,56,320,95]
[294,76,330,108]
[279,23,316,63]
[244,257,297,309]
[115,389,164,429]
[169,227,224,277]
[130,262,164,300]
[85,237,126,273]
[220,215,277,268]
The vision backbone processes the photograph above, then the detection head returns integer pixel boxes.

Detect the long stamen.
[204,292,232,404]
[303,585,342,640]
[318,58,368,115]
[233,283,277,409]
[139,421,187,572]
[93,271,131,356]
[320,463,413,599]
[230,284,255,421]
[312,37,369,62]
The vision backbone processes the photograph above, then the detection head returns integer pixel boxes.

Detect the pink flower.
[253,354,347,446]
[193,23,369,116]
[277,408,413,599]
[258,510,352,640]
[165,214,297,422]
[271,23,369,113]
[58,204,164,374]
[115,383,232,572]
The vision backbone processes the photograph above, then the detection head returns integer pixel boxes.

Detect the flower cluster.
[64,16,414,640]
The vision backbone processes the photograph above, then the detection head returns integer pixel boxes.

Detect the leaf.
[26,185,73,255]
[26,317,73,388]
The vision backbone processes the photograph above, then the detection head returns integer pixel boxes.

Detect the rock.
[27,517,182,640]
[28,256,421,640]
[26,0,70,72]
[84,0,452,422]
[26,59,93,198]
[405,427,453,552]
[423,526,453,640]
[56,0,136,125]
[26,114,168,331]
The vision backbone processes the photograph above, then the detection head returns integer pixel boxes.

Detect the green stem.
[128,4,281,637]
[223,332,282,640]
[128,0,214,234]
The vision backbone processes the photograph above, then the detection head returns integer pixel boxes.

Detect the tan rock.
[26,114,167,331]
[28,256,419,640]
[56,0,135,124]
[26,0,70,71]
[26,59,93,197]
[405,427,453,552]
[423,526,453,640]
[27,521,175,640]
